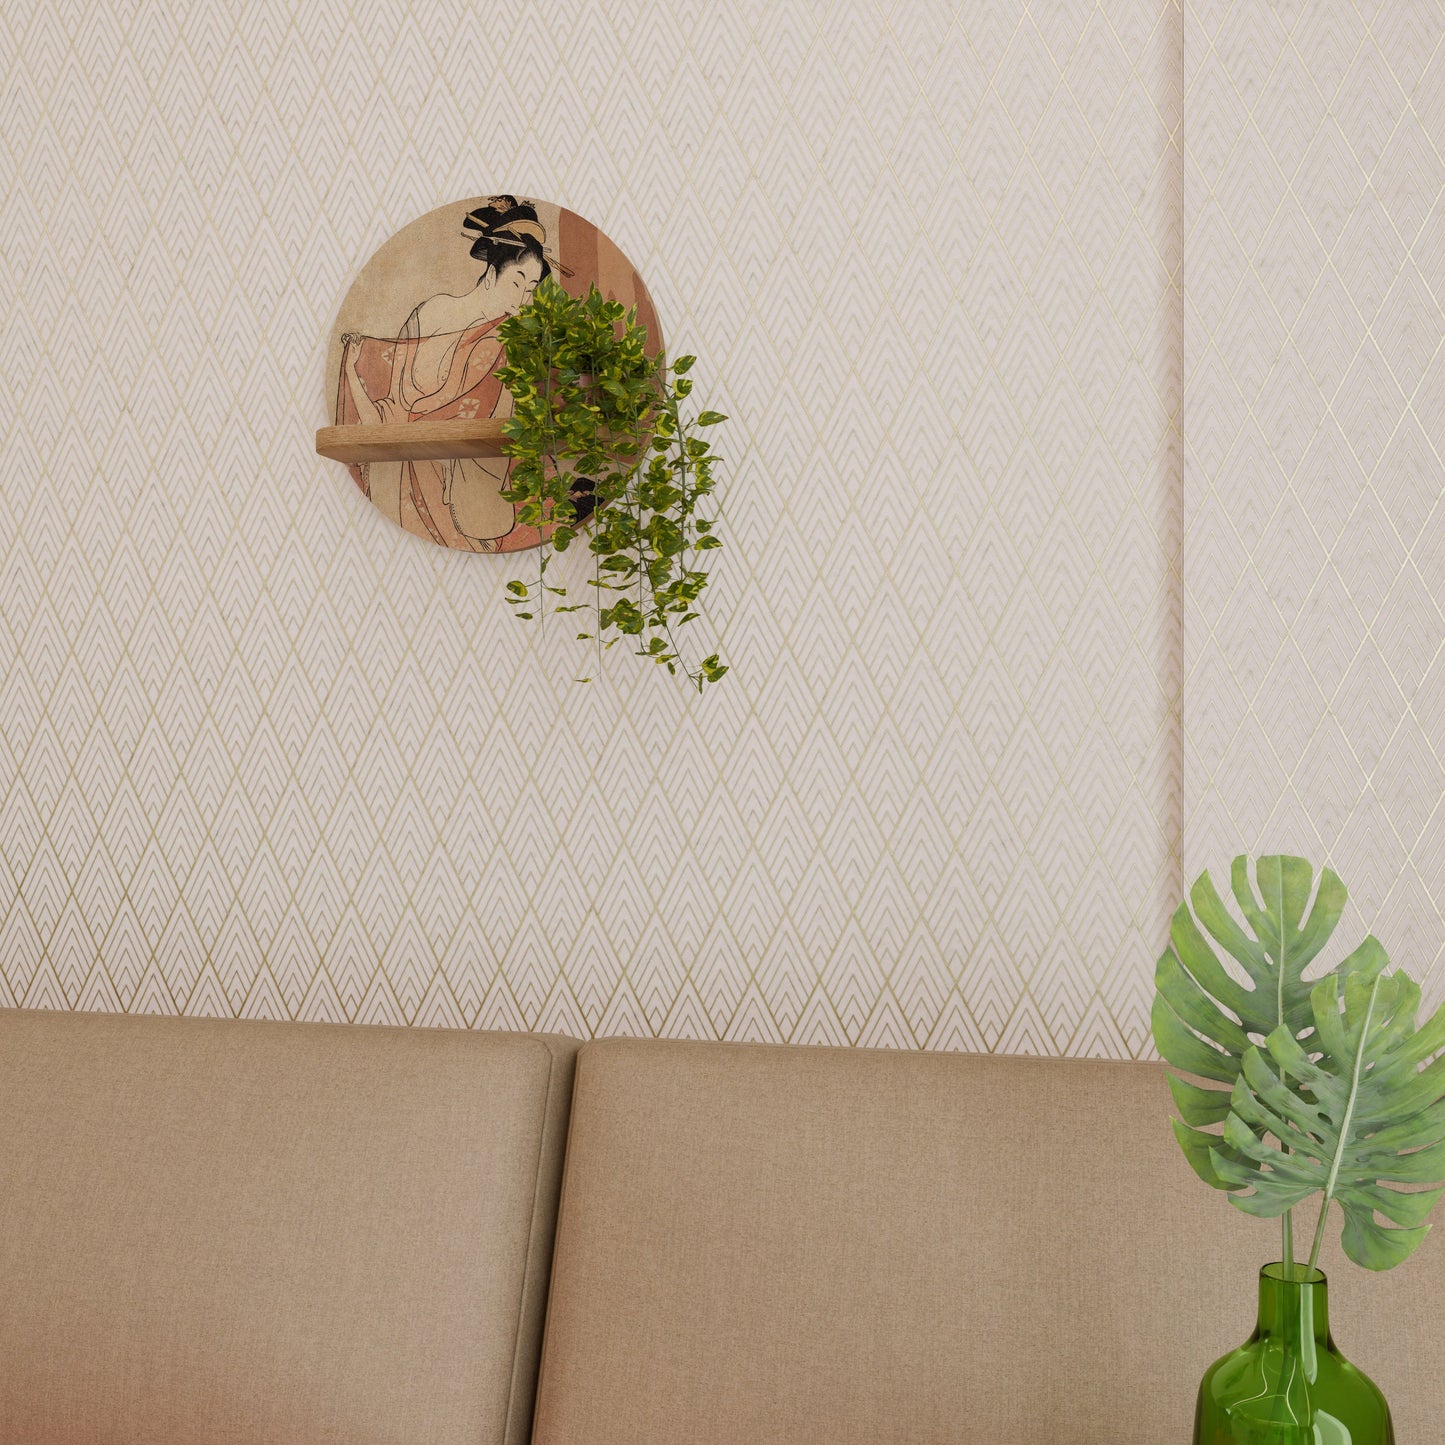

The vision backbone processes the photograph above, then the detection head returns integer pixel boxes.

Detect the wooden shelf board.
[316,419,508,463]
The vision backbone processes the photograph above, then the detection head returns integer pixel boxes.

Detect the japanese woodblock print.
[328,196,662,553]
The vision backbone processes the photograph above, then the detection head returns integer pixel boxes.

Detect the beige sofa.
[0,1010,577,1445]
[2,1010,1442,1442]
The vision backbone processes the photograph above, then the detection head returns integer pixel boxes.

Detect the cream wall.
[1183,1,1445,984]
[0,1,1181,1054]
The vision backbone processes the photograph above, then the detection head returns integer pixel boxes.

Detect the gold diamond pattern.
[0,0,1182,1055]
[1184,1,1445,983]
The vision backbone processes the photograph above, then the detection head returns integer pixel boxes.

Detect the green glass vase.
[1194,1264,1393,1444]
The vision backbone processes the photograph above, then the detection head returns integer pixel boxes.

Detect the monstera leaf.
[1215,954,1445,1271]
[1152,855,1347,1188]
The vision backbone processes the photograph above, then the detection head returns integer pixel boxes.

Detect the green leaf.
[1168,1072,1234,1128]
[1171,1117,1227,1187]
[1152,993,1234,1085]
[1219,965,1445,1270]
[695,410,727,426]
[1153,856,1349,1190]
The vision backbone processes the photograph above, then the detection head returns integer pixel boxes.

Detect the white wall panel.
[1184,0,1445,983]
[0,0,1182,1053]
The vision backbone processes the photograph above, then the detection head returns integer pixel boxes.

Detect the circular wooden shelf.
[321,194,659,554]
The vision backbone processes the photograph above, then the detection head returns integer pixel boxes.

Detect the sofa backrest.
[0,1008,577,1445]
[531,1037,1445,1444]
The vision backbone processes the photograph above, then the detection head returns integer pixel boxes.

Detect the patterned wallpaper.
[1183,1,1445,987]
[0,0,1182,1055]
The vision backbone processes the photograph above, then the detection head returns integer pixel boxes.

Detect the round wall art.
[323,194,662,553]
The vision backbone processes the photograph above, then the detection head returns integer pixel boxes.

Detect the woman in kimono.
[337,196,553,551]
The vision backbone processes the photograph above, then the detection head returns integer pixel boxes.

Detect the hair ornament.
[460,201,573,277]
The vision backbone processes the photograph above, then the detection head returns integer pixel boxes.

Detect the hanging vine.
[495,278,727,690]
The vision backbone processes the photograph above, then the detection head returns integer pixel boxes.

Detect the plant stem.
[1307,1203,1330,1279]
[539,327,554,632]
[1271,860,1296,1280]
[671,380,691,573]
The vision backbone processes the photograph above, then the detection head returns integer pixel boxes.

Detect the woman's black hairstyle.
[461,196,552,283]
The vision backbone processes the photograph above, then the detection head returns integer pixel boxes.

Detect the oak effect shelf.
[315,419,508,463]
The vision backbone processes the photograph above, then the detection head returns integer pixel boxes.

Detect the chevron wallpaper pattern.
[1184,0,1445,995]
[2,0,1189,1057]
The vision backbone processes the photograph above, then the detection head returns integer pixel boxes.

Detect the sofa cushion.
[531,1037,1445,1444]
[0,1008,576,1445]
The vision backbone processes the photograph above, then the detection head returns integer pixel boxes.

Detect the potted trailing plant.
[494,276,727,690]
[1154,854,1445,1443]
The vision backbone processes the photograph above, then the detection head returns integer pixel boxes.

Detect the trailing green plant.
[1154,854,1445,1274]
[494,276,727,690]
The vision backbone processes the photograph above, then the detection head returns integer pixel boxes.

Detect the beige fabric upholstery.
[533,1038,1445,1443]
[0,1008,577,1445]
